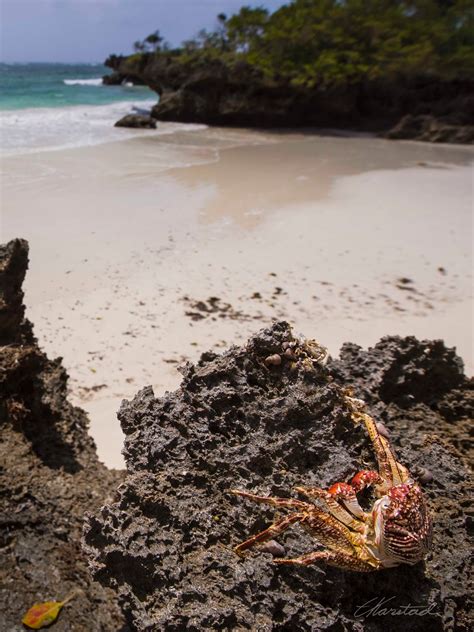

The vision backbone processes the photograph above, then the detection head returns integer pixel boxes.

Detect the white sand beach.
[1,127,472,467]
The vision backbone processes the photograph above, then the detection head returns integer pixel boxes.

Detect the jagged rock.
[102,71,125,86]
[103,52,474,141]
[146,59,359,127]
[102,70,145,86]
[329,337,465,410]
[114,114,157,129]
[0,239,126,631]
[84,323,472,631]
[0,239,30,344]
[385,114,474,144]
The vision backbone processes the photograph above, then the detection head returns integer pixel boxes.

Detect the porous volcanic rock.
[84,323,473,631]
[0,239,126,631]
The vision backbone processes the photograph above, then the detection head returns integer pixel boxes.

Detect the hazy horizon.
[0,0,286,64]
[0,61,112,65]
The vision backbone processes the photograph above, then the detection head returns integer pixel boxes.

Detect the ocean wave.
[0,100,207,156]
[63,78,103,86]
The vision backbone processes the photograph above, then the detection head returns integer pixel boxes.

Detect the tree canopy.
[134,30,166,53]
[133,1,474,86]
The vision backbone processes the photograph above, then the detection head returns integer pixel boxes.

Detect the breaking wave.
[63,78,103,86]
[0,100,207,156]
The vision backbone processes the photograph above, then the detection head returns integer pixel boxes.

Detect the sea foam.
[0,100,207,156]
[63,78,103,86]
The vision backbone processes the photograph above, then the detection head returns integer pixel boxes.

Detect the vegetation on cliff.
[113,0,474,88]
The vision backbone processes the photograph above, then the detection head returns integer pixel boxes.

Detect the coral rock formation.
[84,322,473,631]
[104,53,474,143]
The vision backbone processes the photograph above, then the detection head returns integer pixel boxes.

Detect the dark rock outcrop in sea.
[114,114,157,129]
[105,53,474,143]
[84,321,473,631]
[0,239,126,631]
[103,70,145,86]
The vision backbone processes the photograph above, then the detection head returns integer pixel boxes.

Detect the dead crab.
[231,389,432,571]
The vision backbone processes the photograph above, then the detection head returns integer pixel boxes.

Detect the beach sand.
[1,127,472,467]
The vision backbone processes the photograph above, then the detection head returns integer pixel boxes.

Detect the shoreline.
[2,107,473,161]
[2,128,472,467]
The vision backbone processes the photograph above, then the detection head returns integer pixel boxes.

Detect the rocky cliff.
[104,53,474,143]
[0,239,126,632]
[84,321,473,631]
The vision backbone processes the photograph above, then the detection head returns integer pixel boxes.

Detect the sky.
[0,0,287,63]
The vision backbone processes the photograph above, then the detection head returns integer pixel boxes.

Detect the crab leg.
[230,490,308,511]
[234,512,305,555]
[295,484,366,527]
[274,549,378,572]
[231,490,364,555]
[351,410,410,487]
[302,511,364,554]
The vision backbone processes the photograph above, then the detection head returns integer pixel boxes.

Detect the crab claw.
[351,470,383,493]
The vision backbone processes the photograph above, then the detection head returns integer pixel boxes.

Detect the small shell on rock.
[259,540,286,557]
[414,467,433,484]
[376,422,390,439]
[265,354,282,366]
[284,348,296,360]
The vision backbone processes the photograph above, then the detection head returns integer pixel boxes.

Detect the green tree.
[133,40,145,53]
[221,0,473,85]
[225,6,269,52]
[129,0,474,84]
[144,30,164,52]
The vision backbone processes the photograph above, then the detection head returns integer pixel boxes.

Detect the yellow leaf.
[22,601,63,629]
[22,590,81,629]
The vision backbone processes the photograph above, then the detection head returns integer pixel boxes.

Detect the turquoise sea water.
[0,63,205,156]
[0,63,187,155]
[0,62,153,110]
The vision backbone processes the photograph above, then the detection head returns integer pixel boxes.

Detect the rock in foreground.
[84,322,472,631]
[0,239,126,631]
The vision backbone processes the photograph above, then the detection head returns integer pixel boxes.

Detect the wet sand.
[1,128,472,467]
